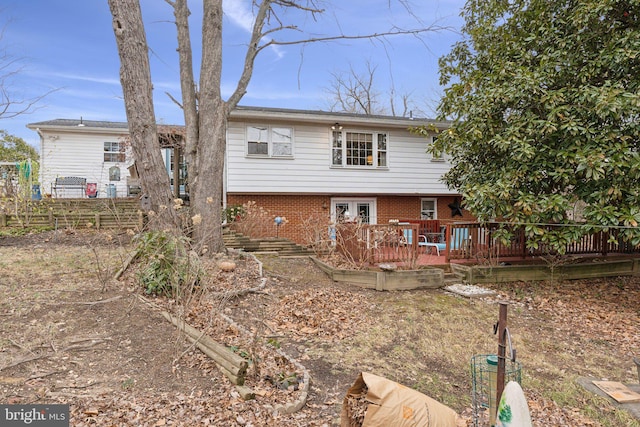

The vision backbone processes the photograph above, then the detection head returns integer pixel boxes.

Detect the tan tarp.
[341,372,462,427]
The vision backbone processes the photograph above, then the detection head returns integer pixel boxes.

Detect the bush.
[135,231,201,297]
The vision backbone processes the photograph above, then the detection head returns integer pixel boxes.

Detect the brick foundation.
[226,194,474,245]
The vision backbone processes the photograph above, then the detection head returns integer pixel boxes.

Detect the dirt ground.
[1,230,639,426]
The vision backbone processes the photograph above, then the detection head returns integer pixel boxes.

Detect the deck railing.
[335,222,420,266]
[336,221,640,265]
[444,222,640,261]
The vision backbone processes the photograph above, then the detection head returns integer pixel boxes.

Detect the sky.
[1,0,466,149]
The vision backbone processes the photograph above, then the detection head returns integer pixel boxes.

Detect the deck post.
[444,224,451,262]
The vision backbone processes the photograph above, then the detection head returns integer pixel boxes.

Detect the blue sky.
[1,0,465,149]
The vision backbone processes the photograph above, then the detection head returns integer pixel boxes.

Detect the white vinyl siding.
[226,122,453,195]
[39,131,133,198]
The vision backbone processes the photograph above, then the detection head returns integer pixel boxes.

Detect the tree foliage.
[0,130,38,161]
[429,0,640,248]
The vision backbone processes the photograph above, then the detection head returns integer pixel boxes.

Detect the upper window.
[104,142,125,163]
[247,126,293,157]
[331,130,388,167]
[430,135,444,161]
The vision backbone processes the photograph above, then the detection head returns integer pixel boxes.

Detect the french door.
[331,198,377,224]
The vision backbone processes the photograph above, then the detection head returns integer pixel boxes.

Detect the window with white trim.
[331,130,387,167]
[421,198,437,219]
[104,142,125,163]
[247,125,293,157]
[430,135,444,161]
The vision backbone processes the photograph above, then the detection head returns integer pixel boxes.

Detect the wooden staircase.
[223,229,314,257]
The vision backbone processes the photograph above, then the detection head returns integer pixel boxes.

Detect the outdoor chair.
[402,226,447,256]
[451,227,472,256]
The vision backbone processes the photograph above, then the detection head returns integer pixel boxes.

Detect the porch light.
[331,122,343,130]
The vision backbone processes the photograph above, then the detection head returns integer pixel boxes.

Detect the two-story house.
[28,106,473,243]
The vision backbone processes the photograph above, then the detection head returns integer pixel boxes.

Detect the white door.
[331,198,376,224]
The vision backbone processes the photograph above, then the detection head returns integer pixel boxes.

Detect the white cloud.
[224,0,255,32]
[223,0,285,59]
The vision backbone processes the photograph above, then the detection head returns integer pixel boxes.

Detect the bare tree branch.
[0,23,57,120]
[258,24,450,52]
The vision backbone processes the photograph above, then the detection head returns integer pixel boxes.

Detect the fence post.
[95,213,101,230]
[0,213,6,227]
[48,210,54,227]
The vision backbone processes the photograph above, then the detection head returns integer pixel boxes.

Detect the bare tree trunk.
[171,0,199,189]
[190,0,227,253]
[109,0,181,233]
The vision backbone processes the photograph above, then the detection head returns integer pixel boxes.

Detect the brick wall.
[226,194,475,245]
[227,195,331,244]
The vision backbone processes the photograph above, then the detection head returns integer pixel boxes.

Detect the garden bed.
[451,257,640,284]
[310,256,444,291]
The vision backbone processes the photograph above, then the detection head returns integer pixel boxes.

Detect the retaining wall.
[450,258,640,284]
[311,257,444,291]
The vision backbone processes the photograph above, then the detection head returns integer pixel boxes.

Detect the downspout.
[222,126,228,223]
[35,128,45,192]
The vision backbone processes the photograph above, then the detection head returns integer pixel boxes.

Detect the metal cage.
[471,354,522,427]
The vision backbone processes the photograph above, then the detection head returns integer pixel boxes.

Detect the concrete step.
[444,272,463,284]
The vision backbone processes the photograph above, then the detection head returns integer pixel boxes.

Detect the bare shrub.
[231,201,276,239]
[335,222,372,269]
[297,211,335,256]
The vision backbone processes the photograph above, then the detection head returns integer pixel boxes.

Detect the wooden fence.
[0,211,145,230]
[0,198,145,230]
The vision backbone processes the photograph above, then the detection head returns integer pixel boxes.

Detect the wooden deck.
[336,221,640,268]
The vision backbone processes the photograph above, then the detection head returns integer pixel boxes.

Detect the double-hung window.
[247,125,293,157]
[430,135,444,162]
[331,130,387,167]
[104,142,125,163]
[421,198,437,220]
